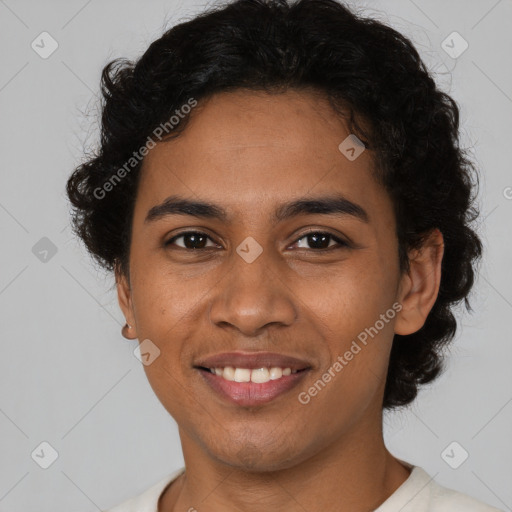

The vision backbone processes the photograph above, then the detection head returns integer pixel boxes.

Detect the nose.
[208,250,297,336]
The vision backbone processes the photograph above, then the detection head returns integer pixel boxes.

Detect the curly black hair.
[66,0,483,410]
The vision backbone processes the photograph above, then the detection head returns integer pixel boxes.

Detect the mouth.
[193,351,312,407]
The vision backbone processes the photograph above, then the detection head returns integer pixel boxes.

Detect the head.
[66,0,482,471]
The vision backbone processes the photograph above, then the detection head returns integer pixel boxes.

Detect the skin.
[116,88,444,512]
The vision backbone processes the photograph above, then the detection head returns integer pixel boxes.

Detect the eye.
[292,231,349,251]
[165,231,219,250]
[164,230,349,251]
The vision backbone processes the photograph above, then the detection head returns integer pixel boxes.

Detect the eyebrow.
[144,194,369,224]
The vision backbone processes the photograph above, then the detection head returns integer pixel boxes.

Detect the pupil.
[309,233,329,249]
[185,233,207,249]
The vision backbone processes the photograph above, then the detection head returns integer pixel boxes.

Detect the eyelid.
[289,229,349,250]
[165,230,220,248]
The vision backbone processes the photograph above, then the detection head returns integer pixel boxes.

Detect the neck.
[159,411,411,512]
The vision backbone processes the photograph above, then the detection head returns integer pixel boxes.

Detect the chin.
[208,438,310,473]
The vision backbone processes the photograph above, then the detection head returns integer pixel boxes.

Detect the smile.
[204,366,299,383]
[196,365,310,406]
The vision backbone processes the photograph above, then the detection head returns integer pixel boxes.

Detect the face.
[117,88,442,471]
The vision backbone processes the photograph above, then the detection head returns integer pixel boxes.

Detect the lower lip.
[197,368,310,407]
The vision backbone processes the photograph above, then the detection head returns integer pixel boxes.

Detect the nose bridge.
[209,244,296,334]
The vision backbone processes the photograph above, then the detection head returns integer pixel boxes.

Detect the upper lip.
[194,351,312,371]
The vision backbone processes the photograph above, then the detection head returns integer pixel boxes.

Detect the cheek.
[301,257,398,386]
[303,255,398,336]
[296,283,396,438]
[129,272,197,401]
[131,263,203,331]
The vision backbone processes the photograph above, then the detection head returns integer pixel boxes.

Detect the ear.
[394,228,444,336]
[115,260,137,339]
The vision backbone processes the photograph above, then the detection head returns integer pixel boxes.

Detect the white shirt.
[102,461,503,512]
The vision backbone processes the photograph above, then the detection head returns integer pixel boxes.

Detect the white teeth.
[209,366,299,383]
[269,367,282,380]
[234,368,251,382]
[223,366,235,381]
[251,368,269,383]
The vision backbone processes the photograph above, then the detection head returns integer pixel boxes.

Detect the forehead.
[135,89,388,223]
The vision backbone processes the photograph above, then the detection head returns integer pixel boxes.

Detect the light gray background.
[0,0,511,510]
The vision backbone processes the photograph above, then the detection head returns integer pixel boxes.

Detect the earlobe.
[115,260,137,339]
[394,229,444,336]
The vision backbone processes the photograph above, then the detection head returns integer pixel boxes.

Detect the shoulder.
[376,464,504,512]
[102,467,185,512]
[428,476,504,512]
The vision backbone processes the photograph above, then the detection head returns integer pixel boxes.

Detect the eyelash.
[164,230,349,251]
